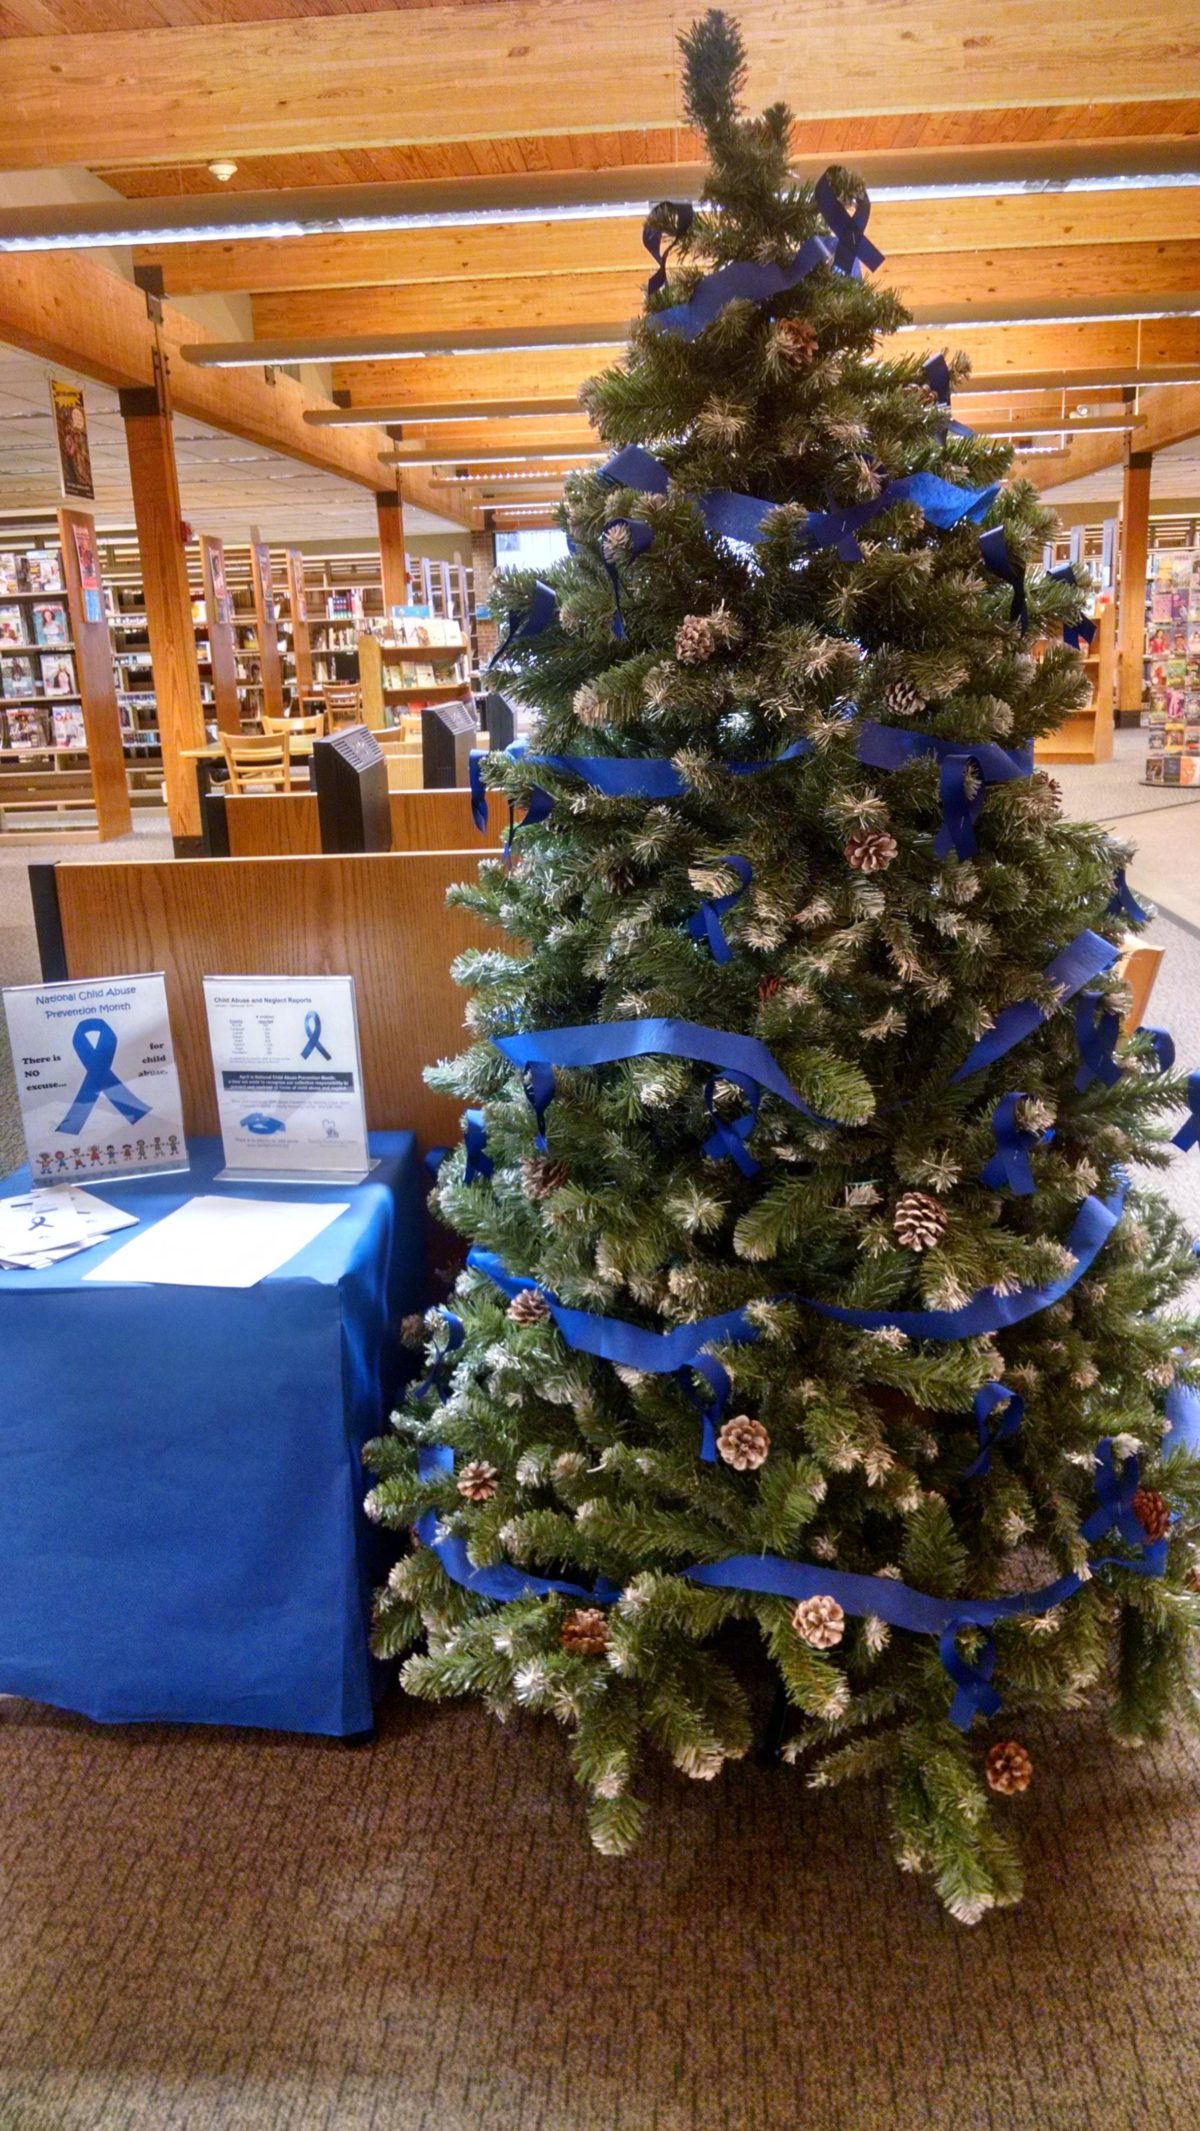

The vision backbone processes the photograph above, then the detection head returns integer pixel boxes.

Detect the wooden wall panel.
[222,786,506,857]
[53,850,494,1149]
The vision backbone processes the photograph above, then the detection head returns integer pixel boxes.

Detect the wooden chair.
[322,685,363,726]
[221,730,293,793]
[262,711,327,738]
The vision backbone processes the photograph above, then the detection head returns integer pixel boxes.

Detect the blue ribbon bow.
[55,1018,151,1136]
[413,1312,465,1403]
[462,1108,493,1186]
[1173,1072,1200,1153]
[1046,562,1097,649]
[642,200,695,296]
[1074,992,1122,1091]
[963,1382,1025,1479]
[599,517,654,638]
[1107,867,1147,925]
[488,580,558,670]
[856,718,1032,862]
[687,855,753,963]
[301,1011,331,1061]
[980,1091,1040,1196]
[979,525,1028,632]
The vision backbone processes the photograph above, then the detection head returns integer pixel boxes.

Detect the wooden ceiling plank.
[1027,378,1200,491]
[2,2,1198,167]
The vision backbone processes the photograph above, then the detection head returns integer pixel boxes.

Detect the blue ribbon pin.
[55,1018,151,1136]
[979,526,1028,632]
[687,855,752,963]
[963,1382,1025,1480]
[1173,1073,1200,1153]
[301,1011,331,1061]
[1074,992,1122,1091]
[1107,867,1148,925]
[488,580,558,671]
[980,1091,1041,1196]
[1046,562,1097,649]
[642,201,695,296]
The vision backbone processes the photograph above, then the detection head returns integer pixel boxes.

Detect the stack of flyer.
[0,1185,138,1270]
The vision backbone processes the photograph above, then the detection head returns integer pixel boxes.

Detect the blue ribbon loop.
[1108,866,1148,925]
[964,1382,1025,1480]
[813,172,884,278]
[488,579,557,670]
[981,1092,1040,1196]
[1142,1025,1176,1073]
[856,718,1032,861]
[979,525,1028,632]
[1073,992,1122,1091]
[1173,1072,1200,1153]
[301,1011,331,1061]
[462,1109,493,1186]
[413,1311,465,1403]
[599,517,654,638]
[55,1018,151,1135]
[701,1068,763,1176]
[921,353,973,438]
[1046,561,1098,649]
[642,201,695,296]
[687,855,752,962]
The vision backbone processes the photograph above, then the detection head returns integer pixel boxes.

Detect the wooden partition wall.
[219,787,507,857]
[38,851,492,1149]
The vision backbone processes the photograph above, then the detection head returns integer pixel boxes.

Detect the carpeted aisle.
[1,1693,1199,2131]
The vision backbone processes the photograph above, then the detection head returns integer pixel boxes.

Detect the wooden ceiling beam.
[249,241,1200,341]
[142,190,1200,300]
[1,2,1196,167]
[1026,378,1200,490]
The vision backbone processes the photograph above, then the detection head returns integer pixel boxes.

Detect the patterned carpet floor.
[2,1693,1200,2131]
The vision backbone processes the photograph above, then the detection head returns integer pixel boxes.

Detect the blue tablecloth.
[0,1135,425,1737]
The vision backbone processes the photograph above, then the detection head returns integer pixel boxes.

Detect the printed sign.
[70,516,103,623]
[208,541,234,627]
[50,380,94,502]
[2,972,187,1183]
[202,974,371,1183]
[253,542,276,625]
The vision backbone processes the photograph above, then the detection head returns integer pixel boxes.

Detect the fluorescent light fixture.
[305,398,585,426]
[184,326,626,368]
[896,308,1200,332]
[381,448,602,467]
[0,165,1197,254]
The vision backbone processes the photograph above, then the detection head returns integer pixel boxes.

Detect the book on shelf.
[0,552,28,595]
[51,703,86,748]
[40,652,77,696]
[32,602,69,646]
[5,704,49,750]
[2,654,36,696]
[26,550,63,593]
[0,605,26,646]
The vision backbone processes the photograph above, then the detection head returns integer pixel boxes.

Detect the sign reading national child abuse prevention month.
[2,972,187,1183]
[202,974,371,1183]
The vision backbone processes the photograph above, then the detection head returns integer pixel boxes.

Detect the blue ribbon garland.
[952,929,1118,1083]
[686,855,753,962]
[56,1018,151,1135]
[647,167,882,341]
[980,1092,1041,1196]
[462,1108,493,1186]
[963,1383,1025,1479]
[488,579,558,671]
[1046,562,1098,650]
[599,516,655,638]
[413,1427,1165,1729]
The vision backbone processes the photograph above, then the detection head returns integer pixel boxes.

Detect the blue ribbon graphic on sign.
[240,1112,286,1136]
[301,1011,331,1061]
[55,1017,151,1135]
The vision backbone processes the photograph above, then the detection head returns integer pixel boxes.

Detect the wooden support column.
[58,506,132,842]
[286,548,313,697]
[119,367,206,849]
[200,533,240,737]
[376,488,409,614]
[249,537,285,719]
[471,523,498,667]
[1117,448,1152,723]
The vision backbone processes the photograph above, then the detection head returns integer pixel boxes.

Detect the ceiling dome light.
[207,159,239,184]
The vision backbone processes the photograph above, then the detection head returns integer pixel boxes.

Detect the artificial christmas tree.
[369,11,1200,1919]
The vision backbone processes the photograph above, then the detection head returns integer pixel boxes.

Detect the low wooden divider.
[35,849,494,1150]
[219,787,506,857]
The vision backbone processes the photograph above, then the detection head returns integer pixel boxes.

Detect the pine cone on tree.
[400,1312,427,1348]
[894,1191,948,1251]
[522,1154,570,1200]
[883,676,925,719]
[845,827,898,874]
[457,1460,500,1502]
[675,612,717,663]
[775,316,819,367]
[985,1740,1033,1794]
[1133,1487,1171,1540]
[508,1288,552,1326]
[758,974,781,1002]
[716,1413,771,1470]
[560,1607,610,1656]
[791,1594,845,1648]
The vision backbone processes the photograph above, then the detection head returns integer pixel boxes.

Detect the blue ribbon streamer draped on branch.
[1108,867,1148,925]
[56,1018,151,1136]
[1172,1073,1200,1153]
[1074,993,1123,1092]
[1046,562,1098,649]
[921,354,974,439]
[952,929,1119,1084]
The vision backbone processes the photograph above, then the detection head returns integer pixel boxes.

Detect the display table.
[0,1134,424,1737]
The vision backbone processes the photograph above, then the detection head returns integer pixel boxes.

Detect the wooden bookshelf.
[1034,600,1115,766]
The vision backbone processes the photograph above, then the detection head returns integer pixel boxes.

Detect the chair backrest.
[221,730,292,793]
[262,711,326,738]
[322,685,363,725]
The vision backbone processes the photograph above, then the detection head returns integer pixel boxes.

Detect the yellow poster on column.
[49,379,95,502]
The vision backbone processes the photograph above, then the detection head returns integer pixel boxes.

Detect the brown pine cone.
[791,1594,845,1649]
[400,1312,427,1348]
[893,1190,948,1252]
[985,1740,1033,1795]
[507,1287,551,1326]
[675,613,716,664]
[1184,1558,1200,1594]
[883,677,925,719]
[776,316,820,367]
[716,1414,771,1471]
[845,827,899,874]
[560,1607,610,1656]
[522,1154,570,1200]
[456,1460,500,1503]
[1133,1487,1171,1541]
[758,974,781,1003]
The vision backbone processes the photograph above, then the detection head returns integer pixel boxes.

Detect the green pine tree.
[368,9,1200,1921]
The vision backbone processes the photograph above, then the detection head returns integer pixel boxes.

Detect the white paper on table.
[0,1191,89,1261]
[83,1193,350,1289]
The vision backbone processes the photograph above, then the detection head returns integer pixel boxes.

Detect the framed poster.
[202,974,372,1184]
[2,972,187,1183]
[50,379,95,502]
[71,517,103,623]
